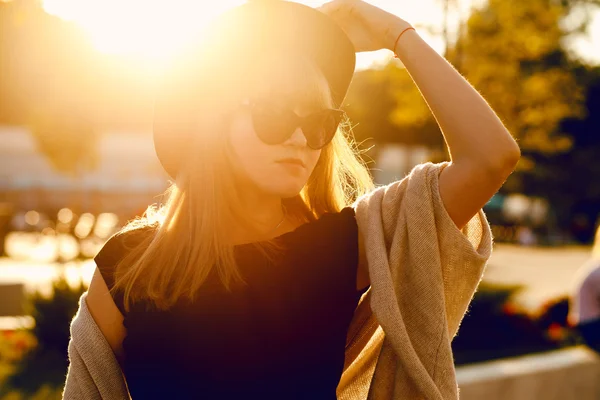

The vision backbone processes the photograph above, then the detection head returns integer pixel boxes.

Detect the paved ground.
[0,244,595,311]
[484,244,592,310]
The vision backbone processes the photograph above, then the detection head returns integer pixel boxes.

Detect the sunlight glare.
[40,0,600,68]
[40,0,460,69]
[43,0,244,62]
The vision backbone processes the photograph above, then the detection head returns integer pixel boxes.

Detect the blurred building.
[0,125,169,219]
[0,127,436,216]
[372,144,432,184]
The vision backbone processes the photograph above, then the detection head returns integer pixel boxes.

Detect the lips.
[275,158,306,168]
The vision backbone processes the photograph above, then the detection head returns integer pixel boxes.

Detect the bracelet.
[393,26,415,58]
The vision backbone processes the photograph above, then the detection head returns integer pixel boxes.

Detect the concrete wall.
[457,347,600,400]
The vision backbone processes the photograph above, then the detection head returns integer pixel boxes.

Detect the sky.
[42,0,600,70]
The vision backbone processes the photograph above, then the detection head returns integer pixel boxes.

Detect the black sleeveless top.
[95,207,363,400]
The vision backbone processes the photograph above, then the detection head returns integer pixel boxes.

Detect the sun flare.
[42,0,246,62]
[38,0,459,70]
[40,0,600,69]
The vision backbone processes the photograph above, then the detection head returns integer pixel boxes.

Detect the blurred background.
[0,0,600,398]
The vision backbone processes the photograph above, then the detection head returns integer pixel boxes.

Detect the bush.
[1,385,62,400]
[0,331,36,388]
[1,275,86,397]
[453,284,577,365]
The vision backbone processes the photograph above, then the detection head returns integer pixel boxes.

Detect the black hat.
[153,1,356,179]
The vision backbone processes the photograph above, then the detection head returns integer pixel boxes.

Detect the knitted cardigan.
[62,162,493,399]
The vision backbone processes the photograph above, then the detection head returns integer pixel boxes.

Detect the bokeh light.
[74,213,95,239]
[93,212,119,239]
[57,207,74,224]
[24,210,40,226]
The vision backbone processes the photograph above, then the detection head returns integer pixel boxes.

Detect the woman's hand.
[318,0,411,53]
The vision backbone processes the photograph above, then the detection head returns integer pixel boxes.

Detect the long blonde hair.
[112,54,374,311]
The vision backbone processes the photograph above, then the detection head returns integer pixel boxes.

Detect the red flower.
[14,338,28,351]
[547,323,565,341]
[502,302,518,316]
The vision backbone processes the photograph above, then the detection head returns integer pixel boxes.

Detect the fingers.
[317,1,341,15]
[317,0,357,17]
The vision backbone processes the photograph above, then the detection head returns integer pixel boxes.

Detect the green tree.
[456,0,588,161]
[347,0,596,167]
[345,63,444,149]
[529,66,600,241]
[452,0,600,239]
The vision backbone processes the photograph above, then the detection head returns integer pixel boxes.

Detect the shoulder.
[298,207,357,243]
[283,207,358,253]
[94,224,157,288]
[315,207,357,231]
[95,224,157,266]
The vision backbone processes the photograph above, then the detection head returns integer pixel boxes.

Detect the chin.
[262,181,306,199]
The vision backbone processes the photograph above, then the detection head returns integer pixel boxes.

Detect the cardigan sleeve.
[427,162,493,336]
[63,293,130,400]
[356,162,493,333]
[351,162,493,400]
[377,162,492,336]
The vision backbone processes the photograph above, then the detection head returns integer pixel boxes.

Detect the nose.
[284,127,308,147]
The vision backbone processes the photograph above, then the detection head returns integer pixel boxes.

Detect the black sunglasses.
[243,100,345,150]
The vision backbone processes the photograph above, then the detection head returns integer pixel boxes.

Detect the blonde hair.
[112,55,374,311]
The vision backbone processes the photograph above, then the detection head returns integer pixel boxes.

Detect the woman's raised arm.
[320,0,520,230]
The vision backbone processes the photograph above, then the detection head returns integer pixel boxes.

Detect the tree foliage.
[345,62,446,155]
[456,0,588,160]
[346,0,595,159]
[527,67,600,240]
[456,0,600,238]
[344,0,600,238]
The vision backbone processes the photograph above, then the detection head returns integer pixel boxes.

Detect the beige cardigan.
[63,161,492,399]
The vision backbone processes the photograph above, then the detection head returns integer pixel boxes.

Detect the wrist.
[393,27,419,60]
[387,19,413,51]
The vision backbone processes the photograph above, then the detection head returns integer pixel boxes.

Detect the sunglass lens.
[304,111,342,149]
[251,105,297,145]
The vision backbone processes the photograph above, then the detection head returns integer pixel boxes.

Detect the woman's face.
[227,101,323,199]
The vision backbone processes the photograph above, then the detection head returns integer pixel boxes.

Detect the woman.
[571,225,600,354]
[72,1,519,399]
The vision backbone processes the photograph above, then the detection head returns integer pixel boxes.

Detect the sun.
[42,0,246,63]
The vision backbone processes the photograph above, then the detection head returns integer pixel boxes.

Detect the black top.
[94,207,364,400]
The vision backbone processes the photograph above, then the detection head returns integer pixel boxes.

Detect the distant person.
[571,225,600,353]
[63,1,518,399]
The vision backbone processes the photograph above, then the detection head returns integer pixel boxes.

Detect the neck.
[230,186,286,244]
